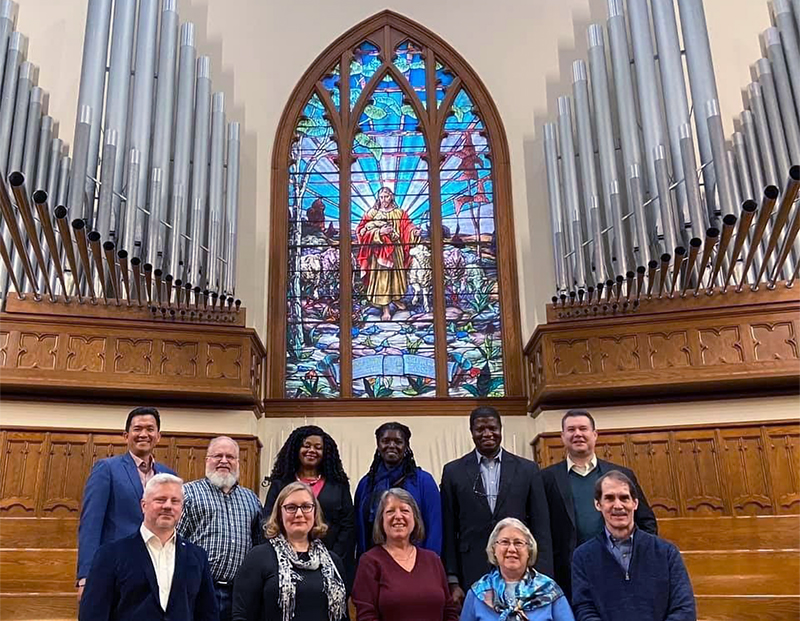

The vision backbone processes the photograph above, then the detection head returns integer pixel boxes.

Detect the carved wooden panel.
[719,428,774,515]
[628,433,680,517]
[751,322,798,361]
[525,289,800,412]
[17,333,59,370]
[66,335,106,372]
[0,428,261,518]
[673,431,726,516]
[0,432,46,515]
[698,326,744,366]
[532,421,800,519]
[0,310,265,410]
[763,426,800,514]
[161,340,199,378]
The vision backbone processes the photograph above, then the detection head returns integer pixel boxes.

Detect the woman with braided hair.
[264,426,355,579]
[354,422,442,558]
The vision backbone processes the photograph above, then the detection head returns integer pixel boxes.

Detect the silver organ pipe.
[542,0,800,310]
[0,0,242,320]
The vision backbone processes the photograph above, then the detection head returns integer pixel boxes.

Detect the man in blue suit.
[77,407,177,597]
[79,473,219,621]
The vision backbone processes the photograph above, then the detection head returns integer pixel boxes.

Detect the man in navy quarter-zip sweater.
[571,470,696,621]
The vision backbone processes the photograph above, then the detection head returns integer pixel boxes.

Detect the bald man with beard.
[178,436,263,621]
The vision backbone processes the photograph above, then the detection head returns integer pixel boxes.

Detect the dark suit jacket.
[78,530,218,621]
[77,452,177,579]
[263,477,355,571]
[440,449,553,590]
[541,458,658,600]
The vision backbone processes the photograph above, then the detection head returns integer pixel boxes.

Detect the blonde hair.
[264,481,328,540]
[485,517,537,567]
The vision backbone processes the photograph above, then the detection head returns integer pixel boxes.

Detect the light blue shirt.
[459,589,576,621]
[605,526,635,574]
[476,448,502,512]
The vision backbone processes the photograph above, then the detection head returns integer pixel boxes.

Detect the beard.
[207,469,239,490]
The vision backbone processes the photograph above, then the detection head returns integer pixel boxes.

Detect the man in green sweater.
[541,410,658,601]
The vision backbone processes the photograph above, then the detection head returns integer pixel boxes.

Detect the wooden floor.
[0,515,798,619]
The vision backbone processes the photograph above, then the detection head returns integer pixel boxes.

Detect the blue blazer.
[77,453,176,579]
[79,530,219,621]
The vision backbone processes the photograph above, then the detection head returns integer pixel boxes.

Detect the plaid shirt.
[177,478,263,582]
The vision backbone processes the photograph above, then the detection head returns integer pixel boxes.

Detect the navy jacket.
[541,459,658,600]
[77,452,177,579]
[440,450,553,589]
[79,530,218,621]
[571,529,696,621]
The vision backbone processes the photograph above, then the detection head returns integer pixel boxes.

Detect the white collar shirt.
[566,453,598,476]
[140,523,177,611]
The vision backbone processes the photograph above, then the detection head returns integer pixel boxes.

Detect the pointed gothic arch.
[266,10,524,414]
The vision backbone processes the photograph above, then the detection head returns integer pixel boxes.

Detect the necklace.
[297,473,322,485]
[386,545,416,562]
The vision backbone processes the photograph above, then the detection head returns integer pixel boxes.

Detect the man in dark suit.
[77,407,177,598]
[79,473,218,621]
[541,409,658,601]
[441,406,553,607]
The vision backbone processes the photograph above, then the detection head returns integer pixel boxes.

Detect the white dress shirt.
[140,523,177,611]
[566,453,598,476]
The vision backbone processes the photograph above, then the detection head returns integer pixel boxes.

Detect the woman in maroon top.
[352,487,459,621]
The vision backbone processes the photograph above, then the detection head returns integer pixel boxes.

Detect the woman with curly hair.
[354,422,442,558]
[264,426,355,577]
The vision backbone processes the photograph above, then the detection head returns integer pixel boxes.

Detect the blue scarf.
[364,462,414,526]
[471,567,563,621]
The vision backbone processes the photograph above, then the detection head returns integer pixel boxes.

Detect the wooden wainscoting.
[534,420,800,620]
[0,427,261,620]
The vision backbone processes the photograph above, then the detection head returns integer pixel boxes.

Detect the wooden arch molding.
[266,10,524,412]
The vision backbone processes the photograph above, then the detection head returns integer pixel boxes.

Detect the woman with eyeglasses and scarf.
[233,482,348,621]
[354,422,442,558]
[459,518,574,621]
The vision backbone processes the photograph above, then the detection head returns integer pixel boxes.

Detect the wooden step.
[696,595,800,620]
[0,592,77,620]
[0,518,78,549]
[0,549,76,593]
[660,515,800,551]
[684,550,800,596]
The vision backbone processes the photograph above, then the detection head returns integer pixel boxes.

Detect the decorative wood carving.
[0,305,266,411]
[533,420,800,518]
[0,427,262,518]
[525,288,800,412]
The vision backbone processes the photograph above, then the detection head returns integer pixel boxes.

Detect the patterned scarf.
[470,567,564,621]
[269,535,347,621]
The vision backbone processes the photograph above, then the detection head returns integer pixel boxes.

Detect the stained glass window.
[279,20,512,400]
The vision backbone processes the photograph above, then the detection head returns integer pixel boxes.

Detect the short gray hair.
[485,517,537,567]
[144,473,184,499]
[207,435,240,456]
[372,488,425,545]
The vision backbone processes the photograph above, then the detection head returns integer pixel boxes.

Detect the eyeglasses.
[282,503,315,515]
[495,539,527,550]
[472,471,498,501]
[206,453,238,462]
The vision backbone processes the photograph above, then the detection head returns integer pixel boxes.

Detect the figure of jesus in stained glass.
[355,187,419,320]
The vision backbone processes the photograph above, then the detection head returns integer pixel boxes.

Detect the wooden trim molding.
[261,395,528,417]
[0,303,267,412]
[267,10,524,400]
[524,287,800,414]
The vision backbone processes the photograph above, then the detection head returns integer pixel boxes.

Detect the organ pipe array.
[0,0,242,319]
[542,0,800,315]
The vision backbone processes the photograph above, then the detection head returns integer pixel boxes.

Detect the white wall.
[15,0,772,338]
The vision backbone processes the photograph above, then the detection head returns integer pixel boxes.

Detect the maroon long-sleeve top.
[352,545,459,621]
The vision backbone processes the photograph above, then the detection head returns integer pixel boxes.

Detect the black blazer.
[440,449,553,590]
[79,530,218,621]
[264,477,356,571]
[541,459,658,601]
